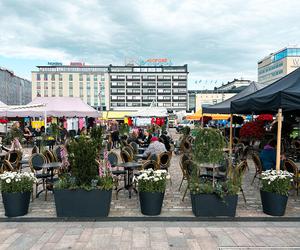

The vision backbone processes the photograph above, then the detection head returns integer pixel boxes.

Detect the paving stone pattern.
[0,221,300,249]
[0,129,300,218]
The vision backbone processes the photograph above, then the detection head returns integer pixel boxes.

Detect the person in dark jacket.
[259,139,285,170]
[160,131,171,151]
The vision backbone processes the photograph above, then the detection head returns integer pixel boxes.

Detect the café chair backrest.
[142,160,158,170]
[43,149,55,163]
[107,151,118,166]
[32,145,39,154]
[29,153,47,172]
[121,150,132,163]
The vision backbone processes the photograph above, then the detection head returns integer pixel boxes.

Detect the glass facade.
[274,48,300,62]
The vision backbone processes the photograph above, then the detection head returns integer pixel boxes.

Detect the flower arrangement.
[257,114,273,122]
[261,170,293,196]
[0,172,37,193]
[96,150,114,190]
[239,120,265,140]
[135,169,170,193]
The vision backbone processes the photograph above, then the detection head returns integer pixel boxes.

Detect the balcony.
[157,99,171,102]
[111,91,125,95]
[142,77,156,81]
[126,78,140,81]
[173,92,187,95]
[142,91,156,95]
[111,85,125,88]
[157,92,171,95]
[127,99,141,102]
[172,84,186,88]
[173,99,187,102]
[111,99,125,102]
[126,85,140,88]
[127,91,141,95]
[142,84,156,88]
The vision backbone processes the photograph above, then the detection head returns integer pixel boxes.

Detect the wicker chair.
[142,160,158,170]
[178,154,190,191]
[53,146,63,162]
[129,141,139,154]
[159,151,172,170]
[120,150,133,163]
[43,149,56,163]
[32,145,39,154]
[235,160,248,204]
[182,160,195,201]
[284,159,300,196]
[251,152,263,185]
[6,150,22,171]
[1,160,15,173]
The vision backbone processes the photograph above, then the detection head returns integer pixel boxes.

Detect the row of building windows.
[37,67,107,72]
[273,48,300,62]
[110,102,186,107]
[258,69,284,82]
[36,73,105,81]
[258,61,284,75]
[110,75,187,80]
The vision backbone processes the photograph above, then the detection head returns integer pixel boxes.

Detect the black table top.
[115,162,142,169]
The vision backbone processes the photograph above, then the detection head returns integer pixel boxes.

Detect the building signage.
[48,62,63,66]
[138,58,173,66]
[70,62,85,66]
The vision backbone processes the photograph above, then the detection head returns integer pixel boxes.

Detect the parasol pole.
[276,108,282,172]
[229,114,233,156]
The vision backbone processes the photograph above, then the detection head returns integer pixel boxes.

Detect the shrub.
[0,172,37,193]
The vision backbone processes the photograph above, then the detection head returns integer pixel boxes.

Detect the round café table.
[115,162,142,198]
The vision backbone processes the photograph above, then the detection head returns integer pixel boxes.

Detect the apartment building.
[31,62,108,109]
[108,64,188,111]
[258,46,300,85]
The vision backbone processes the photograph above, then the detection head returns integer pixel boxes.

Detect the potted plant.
[53,136,114,217]
[0,172,37,217]
[135,169,170,216]
[260,170,293,216]
[189,128,240,217]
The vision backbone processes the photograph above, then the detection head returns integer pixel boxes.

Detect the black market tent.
[202,82,265,114]
[231,67,300,114]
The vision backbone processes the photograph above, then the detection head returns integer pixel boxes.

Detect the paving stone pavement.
[0,221,300,249]
[0,129,300,218]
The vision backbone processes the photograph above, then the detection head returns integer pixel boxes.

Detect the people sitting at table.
[127,131,140,145]
[23,126,32,141]
[10,137,23,152]
[142,136,166,159]
[260,139,285,170]
[160,130,171,151]
[140,131,152,147]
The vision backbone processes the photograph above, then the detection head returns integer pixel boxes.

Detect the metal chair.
[29,153,50,200]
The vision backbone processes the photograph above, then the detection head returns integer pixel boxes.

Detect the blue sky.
[1,0,300,89]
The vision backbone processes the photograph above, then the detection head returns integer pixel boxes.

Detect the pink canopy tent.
[0,97,99,118]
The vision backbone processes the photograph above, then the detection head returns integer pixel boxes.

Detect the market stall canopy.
[0,100,8,107]
[102,111,136,120]
[129,107,168,117]
[231,67,300,114]
[1,97,99,118]
[202,82,265,114]
[186,110,231,120]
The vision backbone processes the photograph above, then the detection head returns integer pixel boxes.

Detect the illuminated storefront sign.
[138,58,173,66]
[47,62,63,66]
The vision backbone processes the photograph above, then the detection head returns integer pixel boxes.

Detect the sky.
[0,0,300,90]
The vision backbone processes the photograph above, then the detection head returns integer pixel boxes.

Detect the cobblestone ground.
[1,221,300,249]
[0,129,300,218]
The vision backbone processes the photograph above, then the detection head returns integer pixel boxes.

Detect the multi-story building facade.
[0,67,31,105]
[108,64,188,111]
[258,46,300,85]
[187,90,202,112]
[31,63,108,110]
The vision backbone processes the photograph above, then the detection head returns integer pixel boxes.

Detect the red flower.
[240,120,265,140]
[257,114,273,122]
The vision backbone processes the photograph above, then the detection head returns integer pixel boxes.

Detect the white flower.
[166,175,171,180]
[6,178,11,183]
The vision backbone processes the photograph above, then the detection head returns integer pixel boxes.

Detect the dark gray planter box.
[139,191,164,216]
[53,189,112,217]
[2,191,31,217]
[191,193,238,217]
[260,189,288,216]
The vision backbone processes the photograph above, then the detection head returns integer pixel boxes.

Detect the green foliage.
[181,126,191,136]
[3,127,23,145]
[49,123,60,139]
[54,173,113,191]
[135,169,170,193]
[193,128,226,165]
[68,137,98,186]
[0,172,36,193]
[90,126,103,150]
[119,123,130,136]
[261,170,293,196]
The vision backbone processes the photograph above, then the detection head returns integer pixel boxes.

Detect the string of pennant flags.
[194,80,225,85]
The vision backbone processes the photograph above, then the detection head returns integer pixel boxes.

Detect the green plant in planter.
[261,170,293,196]
[135,169,170,193]
[0,172,37,193]
[90,126,103,150]
[54,136,113,190]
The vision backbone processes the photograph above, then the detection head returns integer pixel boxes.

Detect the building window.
[69,74,73,81]
[69,82,73,97]
[51,82,55,97]
[94,75,97,81]
[51,74,55,81]
[44,74,48,81]
[79,74,83,81]
[37,82,41,89]
[87,75,90,81]
[59,89,63,97]
[37,89,41,97]
[44,89,48,97]
[59,74,63,81]
[59,82,63,89]
[44,82,48,89]
[37,74,41,81]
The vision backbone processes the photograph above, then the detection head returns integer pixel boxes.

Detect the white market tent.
[130,107,168,118]
[0,97,99,118]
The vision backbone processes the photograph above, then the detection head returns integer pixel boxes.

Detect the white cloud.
[0,0,300,88]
